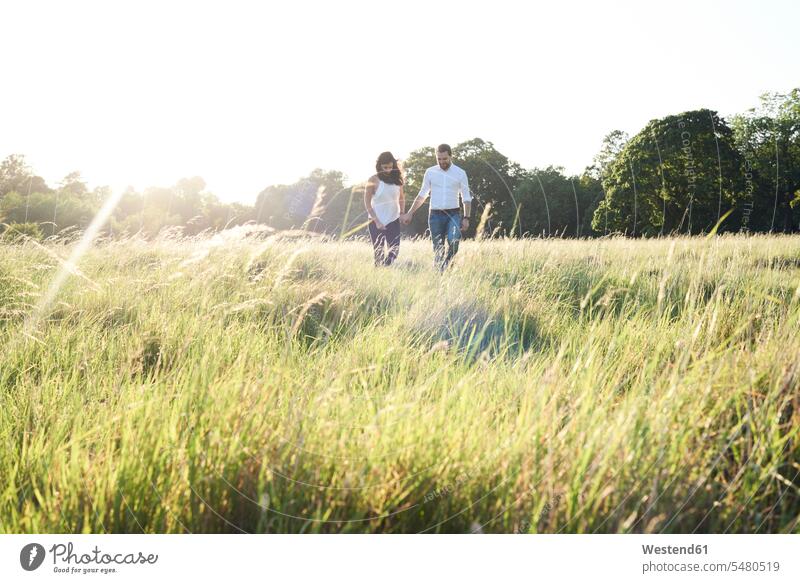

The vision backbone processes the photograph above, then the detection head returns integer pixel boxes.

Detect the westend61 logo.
[19,542,158,575]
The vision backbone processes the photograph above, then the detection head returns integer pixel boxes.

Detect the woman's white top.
[371,179,401,225]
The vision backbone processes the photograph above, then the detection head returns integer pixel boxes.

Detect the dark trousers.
[368,218,400,266]
[428,208,462,271]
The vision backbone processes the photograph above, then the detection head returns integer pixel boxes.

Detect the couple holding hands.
[364,143,472,271]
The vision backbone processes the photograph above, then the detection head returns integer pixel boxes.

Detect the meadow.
[1,229,799,533]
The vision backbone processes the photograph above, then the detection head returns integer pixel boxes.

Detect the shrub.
[0,221,43,242]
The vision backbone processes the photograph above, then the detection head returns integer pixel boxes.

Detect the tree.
[453,138,523,238]
[58,171,89,198]
[581,131,630,236]
[172,177,217,224]
[0,221,43,241]
[254,169,346,232]
[1,190,96,236]
[731,89,800,233]
[512,167,604,238]
[587,130,629,181]
[575,172,606,237]
[592,110,746,236]
[90,185,113,207]
[0,154,50,199]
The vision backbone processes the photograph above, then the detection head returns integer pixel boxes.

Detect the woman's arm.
[399,184,405,213]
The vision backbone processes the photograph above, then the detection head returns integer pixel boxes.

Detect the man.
[400,144,471,271]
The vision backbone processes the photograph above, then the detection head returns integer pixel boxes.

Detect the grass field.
[1,229,799,533]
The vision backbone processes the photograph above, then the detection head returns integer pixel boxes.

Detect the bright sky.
[1,0,798,203]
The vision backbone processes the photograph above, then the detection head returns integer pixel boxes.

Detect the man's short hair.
[436,144,452,156]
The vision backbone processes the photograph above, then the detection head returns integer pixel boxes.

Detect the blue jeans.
[368,218,400,266]
[428,208,462,271]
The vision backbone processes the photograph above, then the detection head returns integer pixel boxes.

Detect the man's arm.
[460,169,472,227]
[401,169,430,223]
[408,195,426,215]
[416,167,432,202]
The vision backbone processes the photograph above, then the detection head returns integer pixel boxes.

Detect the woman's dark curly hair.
[375,151,404,186]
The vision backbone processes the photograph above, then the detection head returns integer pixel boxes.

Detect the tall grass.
[1,229,799,533]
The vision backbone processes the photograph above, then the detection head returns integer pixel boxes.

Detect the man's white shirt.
[416,164,471,210]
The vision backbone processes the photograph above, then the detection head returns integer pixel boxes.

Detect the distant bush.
[0,221,43,242]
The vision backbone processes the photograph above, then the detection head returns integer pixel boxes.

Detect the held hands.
[399,212,411,225]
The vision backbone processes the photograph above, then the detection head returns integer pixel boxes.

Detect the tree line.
[1,89,797,241]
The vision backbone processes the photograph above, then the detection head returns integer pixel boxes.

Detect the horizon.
[2,0,799,204]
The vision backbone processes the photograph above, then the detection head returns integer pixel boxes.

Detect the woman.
[364,151,404,266]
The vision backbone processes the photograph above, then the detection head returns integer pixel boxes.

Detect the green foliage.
[515,166,604,237]
[1,89,798,240]
[593,110,746,236]
[588,130,630,182]
[0,221,43,242]
[732,89,800,233]
[0,190,96,236]
[108,179,254,238]
[254,169,346,232]
[455,138,524,238]
[0,156,257,240]
[0,154,51,199]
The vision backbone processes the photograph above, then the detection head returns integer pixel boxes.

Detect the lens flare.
[18,187,126,338]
